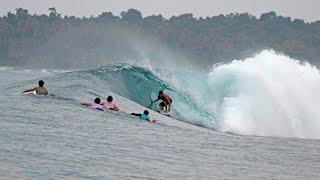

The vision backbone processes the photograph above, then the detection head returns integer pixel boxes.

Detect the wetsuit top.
[102,102,117,110]
[89,103,103,110]
[140,114,150,121]
[131,113,150,121]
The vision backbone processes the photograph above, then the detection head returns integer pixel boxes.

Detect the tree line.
[0,8,319,68]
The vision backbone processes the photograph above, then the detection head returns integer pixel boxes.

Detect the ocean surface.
[1,51,320,179]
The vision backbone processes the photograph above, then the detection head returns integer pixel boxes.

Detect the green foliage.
[0,8,319,68]
[121,9,142,23]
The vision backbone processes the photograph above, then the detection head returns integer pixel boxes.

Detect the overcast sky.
[1,0,319,22]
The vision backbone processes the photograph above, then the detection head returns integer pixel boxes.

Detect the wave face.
[85,50,320,139]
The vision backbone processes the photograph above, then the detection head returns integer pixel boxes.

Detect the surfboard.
[158,109,170,117]
[26,90,51,96]
[81,104,104,111]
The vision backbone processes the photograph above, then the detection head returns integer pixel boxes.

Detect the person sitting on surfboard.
[81,98,103,111]
[154,91,172,112]
[22,80,48,95]
[131,110,155,122]
[101,96,120,111]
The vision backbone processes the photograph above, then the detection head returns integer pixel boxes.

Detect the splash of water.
[205,50,320,138]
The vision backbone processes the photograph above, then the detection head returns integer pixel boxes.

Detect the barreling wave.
[66,50,320,139]
[86,64,215,128]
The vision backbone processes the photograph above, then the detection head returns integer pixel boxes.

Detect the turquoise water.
[88,64,215,128]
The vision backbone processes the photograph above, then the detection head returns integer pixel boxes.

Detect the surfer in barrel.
[22,80,48,95]
[153,91,172,113]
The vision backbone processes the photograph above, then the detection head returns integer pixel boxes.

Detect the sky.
[1,0,319,22]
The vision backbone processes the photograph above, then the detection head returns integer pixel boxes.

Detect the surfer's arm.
[81,102,91,106]
[22,87,36,93]
[112,104,120,111]
[131,113,141,117]
[147,117,156,122]
[154,97,160,102]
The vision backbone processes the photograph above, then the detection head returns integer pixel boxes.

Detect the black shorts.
[159,102,165,107]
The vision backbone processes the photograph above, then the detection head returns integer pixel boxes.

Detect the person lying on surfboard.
[101,96,120,111]
[154,91,172,112]
[22,80,48,95]
[81,98,103,111]
[131,110,155,122]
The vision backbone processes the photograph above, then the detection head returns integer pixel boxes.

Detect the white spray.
[207,50,320,138]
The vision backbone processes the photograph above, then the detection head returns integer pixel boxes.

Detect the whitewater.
[207,51,320,138]
[1,50,320,179]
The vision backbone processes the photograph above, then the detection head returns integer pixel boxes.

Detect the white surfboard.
[159,109,170,117]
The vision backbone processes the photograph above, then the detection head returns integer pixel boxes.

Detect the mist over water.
[22,23,200,71]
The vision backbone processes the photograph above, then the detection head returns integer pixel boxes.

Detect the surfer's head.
[107,96,113,102]
[159,91,164,95]
[94,98,101,104]
[38,80,44,87]
[143,110,149,115]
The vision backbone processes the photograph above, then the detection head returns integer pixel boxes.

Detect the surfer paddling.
[22,80,48,95]
[131,110,155,122]
[154,91,172,112]
[81,98,103,111]
[101,96,121,111]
